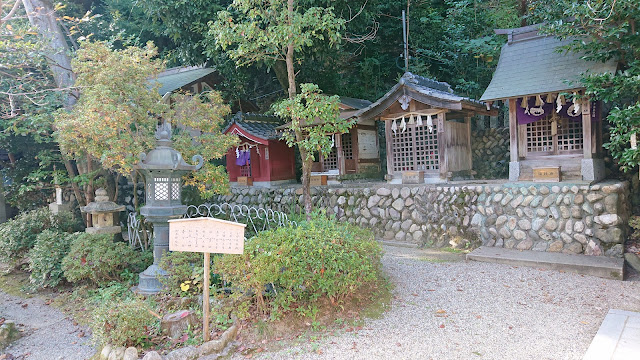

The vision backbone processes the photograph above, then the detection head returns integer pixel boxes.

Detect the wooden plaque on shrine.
[168,218,246,254]
[532,167,561,182]
[310,175,328,186]
[237,176,253,186]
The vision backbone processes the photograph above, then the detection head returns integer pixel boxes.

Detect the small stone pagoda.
[81,188,125,235]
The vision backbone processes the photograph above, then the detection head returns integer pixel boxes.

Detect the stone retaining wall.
[471,128,509,179]
[213,180,629,257]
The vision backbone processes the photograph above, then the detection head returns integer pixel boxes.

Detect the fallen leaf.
[396,342,401,347]
[580,321,589,325]
[316,350,323,354]
[411,293,418,296]
[77,331,85,338]
[476,315,482,319]
[21,303,28,309]
[439,324,445,328]
[427,289,436,291]
[436,309,447,314]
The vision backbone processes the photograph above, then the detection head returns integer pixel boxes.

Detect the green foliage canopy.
[54,41,238,197]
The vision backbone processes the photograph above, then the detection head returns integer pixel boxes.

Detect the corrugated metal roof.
[222,112,284,141]
[152,67,217,96]
[481,33,617,101]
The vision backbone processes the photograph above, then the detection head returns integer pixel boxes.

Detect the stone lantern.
[81,188,125,236]
[134,121,203,295]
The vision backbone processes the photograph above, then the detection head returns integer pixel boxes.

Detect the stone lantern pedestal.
[81,188,125,237]
[133,121,203,295]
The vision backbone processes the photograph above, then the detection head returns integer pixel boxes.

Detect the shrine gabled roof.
[222,112,284,141]
[353,72,491,121]
[151,66,218,96]
[339,97,372,110]
[480,26,618,101]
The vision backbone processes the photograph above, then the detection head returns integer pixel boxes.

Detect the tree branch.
[1,0,21,23]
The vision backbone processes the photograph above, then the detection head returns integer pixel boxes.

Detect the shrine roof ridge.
[481,26,617,102]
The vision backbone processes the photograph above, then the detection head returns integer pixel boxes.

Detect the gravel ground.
[0,291,96,360]
[236,245,640,360]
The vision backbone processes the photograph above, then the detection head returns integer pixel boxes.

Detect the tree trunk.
[299,150,313,220]
[518,0,528,27]
[22,0,77,108]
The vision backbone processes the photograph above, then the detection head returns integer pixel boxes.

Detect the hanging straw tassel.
[400,117,407,133]
[417,114,423,126]
[408,114,415,125]
[521,96,529,108]
[391,119,397,134]
[545,93,554,103]
[535,95,544,106]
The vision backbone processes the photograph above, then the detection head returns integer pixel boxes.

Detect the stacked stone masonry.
[213,180,629,257]
[471,128,510,179]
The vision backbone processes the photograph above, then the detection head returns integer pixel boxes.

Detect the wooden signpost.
[168,218,246,341]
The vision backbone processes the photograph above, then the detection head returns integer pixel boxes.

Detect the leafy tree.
[55,41,238,198]
[210,0,352,217]
[541,1,640,172]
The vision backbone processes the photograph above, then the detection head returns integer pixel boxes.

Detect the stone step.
[466,246,624,280]
[583,309,640,360]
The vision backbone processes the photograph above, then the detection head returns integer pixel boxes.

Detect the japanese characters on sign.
[168,218,246,254]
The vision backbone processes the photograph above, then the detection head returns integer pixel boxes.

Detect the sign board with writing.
[402,170,424,184]
[168,218,246,254]
[532,167,561,182]
[310,175,327,186]
[357,129,378,159]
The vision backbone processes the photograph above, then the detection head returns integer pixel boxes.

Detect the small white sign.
[357,129,378,159]
[632,133,637,150]
[168,218,246,254]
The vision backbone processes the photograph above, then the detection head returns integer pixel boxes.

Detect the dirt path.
[0,290,96,360]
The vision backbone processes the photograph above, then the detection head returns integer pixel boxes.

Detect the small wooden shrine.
[223,112,296,187]
[276,97,380,180]
[481,24,617,182]
[354,72,495,183]
[311,97,380,177]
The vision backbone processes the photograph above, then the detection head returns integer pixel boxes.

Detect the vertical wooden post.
[203,252,210,342]
[437,112,447,177]
[508,98,518,161]
[336,132,344,175]
[582,99,593,159]
[385,120,394,178]
[351,127,360,173]
[465,116,472,171]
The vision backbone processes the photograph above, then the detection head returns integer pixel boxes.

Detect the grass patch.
[0,270,33,298]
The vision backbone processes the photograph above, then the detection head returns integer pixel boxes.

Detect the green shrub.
[0,208,83,265]
[62,233,151,285]
[27,230,75,289]
[90,297,157,347]
[215,211,383,319]
[158,251,207,296]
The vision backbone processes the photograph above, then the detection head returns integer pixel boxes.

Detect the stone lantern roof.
[81,188,125,214]
[135,122,203,171]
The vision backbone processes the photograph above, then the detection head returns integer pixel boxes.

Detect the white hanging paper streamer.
[398,95,410,110]
[426,115,434,133]
[572,92,580,115]
[330,134,335,148]
[408,114,415,125]
[400,117,407,133]
[235,147,240,158]
[416,114,423,126]
[391,119,397,134]
[556,94,565,113]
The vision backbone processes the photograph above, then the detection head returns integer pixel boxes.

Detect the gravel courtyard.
[239,245,640,360]
[1,245,639,360]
